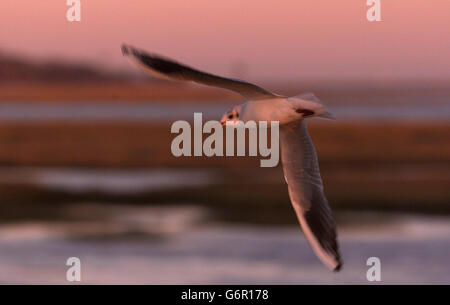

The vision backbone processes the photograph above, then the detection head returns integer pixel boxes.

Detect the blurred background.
[0,0,449,284]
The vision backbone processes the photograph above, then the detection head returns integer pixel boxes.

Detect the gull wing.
[280,121,342,271]
[122,44,278,100]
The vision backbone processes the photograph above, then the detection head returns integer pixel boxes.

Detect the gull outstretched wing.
[280,121,342,271]
[122,44,278,100]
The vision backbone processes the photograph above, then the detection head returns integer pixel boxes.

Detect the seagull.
[121,44,342,271]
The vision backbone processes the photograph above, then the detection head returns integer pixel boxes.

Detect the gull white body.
[240,95,332,124]
[240,98,297,124]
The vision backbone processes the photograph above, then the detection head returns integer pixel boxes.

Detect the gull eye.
[228,114,233,119]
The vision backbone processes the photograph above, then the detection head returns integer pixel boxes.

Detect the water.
[0,167,217,194]
[0,167,449,284]
[0,207,449,284]
[0,101,448,122]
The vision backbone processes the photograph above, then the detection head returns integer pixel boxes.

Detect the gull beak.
[220,116,228,126]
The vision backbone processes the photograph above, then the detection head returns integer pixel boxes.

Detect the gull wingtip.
[333,261,343,272]
[121,43,136,56]
[121,44,129,56]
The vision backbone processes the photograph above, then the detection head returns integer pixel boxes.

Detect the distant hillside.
[0,52,132,83]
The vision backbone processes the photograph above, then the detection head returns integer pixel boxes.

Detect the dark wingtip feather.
[333,260,343,272]
[121,44,138,57]
[121,44,130,56]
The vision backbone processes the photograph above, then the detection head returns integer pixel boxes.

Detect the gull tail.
[288,93,335,120]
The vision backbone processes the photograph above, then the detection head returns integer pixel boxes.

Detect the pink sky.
[0,0,449,81]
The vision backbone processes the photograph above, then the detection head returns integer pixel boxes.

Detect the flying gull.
[121,44,342,271]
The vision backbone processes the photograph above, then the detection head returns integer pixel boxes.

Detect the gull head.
[220,105,242,126]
